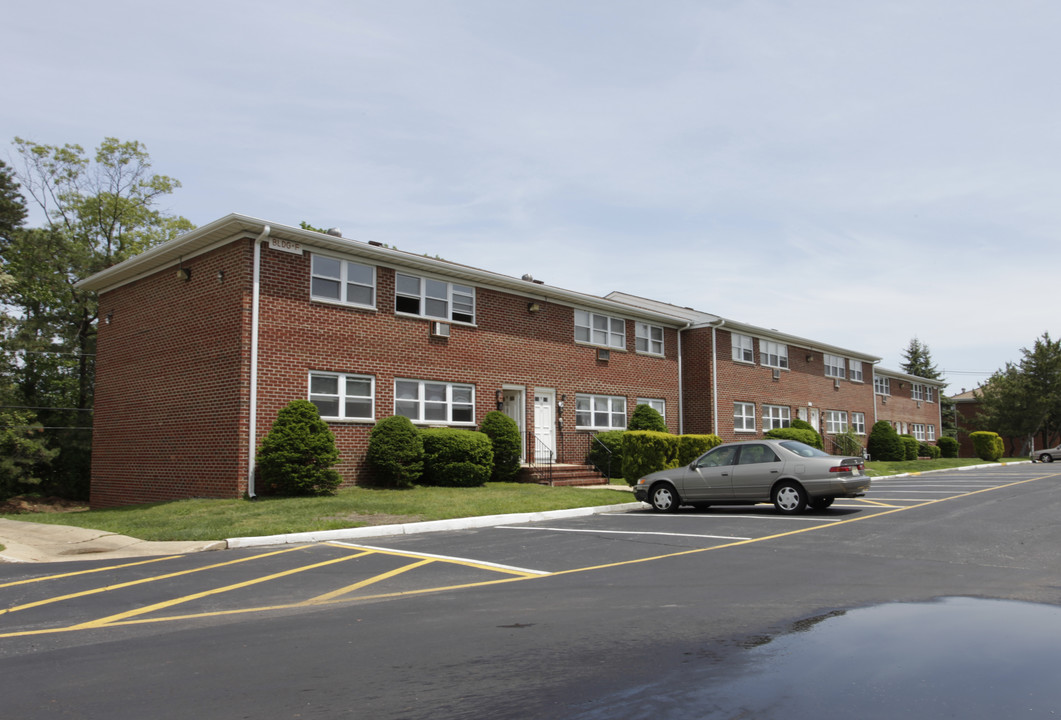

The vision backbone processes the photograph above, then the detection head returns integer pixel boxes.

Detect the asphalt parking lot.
[0,462,1046,641]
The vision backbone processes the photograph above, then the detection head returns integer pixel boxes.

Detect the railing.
[523,430,614,481]
[526,431,555,485]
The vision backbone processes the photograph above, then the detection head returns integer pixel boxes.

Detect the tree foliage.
[975,333,1061,455]
[900,337,956,438]
[1,137,192,498]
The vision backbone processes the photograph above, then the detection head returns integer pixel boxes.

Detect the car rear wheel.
[1040,453,1053,463]
[649,483,680,513]
[808,496,835,511]
[773,481,807,514]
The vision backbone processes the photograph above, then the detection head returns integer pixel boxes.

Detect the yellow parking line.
[67,551,373,630]
[0,555,181,589]
[304,558,435,604]
[0,546,305,617]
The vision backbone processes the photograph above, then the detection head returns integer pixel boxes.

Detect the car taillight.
[829,463,863,473]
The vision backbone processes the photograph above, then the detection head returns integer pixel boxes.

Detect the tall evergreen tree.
[900,337,942,379]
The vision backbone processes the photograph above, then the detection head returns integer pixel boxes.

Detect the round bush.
[899,435,919,460]
[421,428,493,487]
[366,415,423,488]
[970,431,1004,461]
[867,421,904,461]
[629,404,667,432]
[479,411,522,482]
[677,434,723,466]
[937,436,959,458]
[255,400,341,496]
[791,418,824,449]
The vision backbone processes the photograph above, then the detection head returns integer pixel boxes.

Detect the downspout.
[677,321,692,434]
[711,319,726,437]
[247,225,272,499]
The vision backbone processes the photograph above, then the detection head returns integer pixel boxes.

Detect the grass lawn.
[1,483,635,542]
[862,457,1021,477]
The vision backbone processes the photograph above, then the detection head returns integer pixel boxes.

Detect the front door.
[501,387,526,462]
[533,389,556,463]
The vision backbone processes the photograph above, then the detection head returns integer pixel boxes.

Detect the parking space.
[1,463,1054,640]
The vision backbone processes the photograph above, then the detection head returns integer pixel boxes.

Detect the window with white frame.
[762,404,791,431]
[912,384,924,401]
[395,273,475,323]
[575,394,627,429]
[849,361,864,382]
[825,410,848,434]
[824,354,846,379]
[575,310,626,348]
[635,323,664,355]
[925,386,935,402]
[732,333,754,363]
[395,379,474,424]
[761,340,789,369]
[309,372,374,420]
[636,398,666,420]
[874,376,891,395]
[852,412,866,435]
[927,425,936,441]
[734,402,756,432]
[311,255,376,307]
[912,423,926,441]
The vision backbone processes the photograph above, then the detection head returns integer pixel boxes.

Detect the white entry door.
[533,389,556,463]
[501,387,526,461]
[798,407,820,432]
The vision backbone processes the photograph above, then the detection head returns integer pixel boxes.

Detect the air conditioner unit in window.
[834,378,841,390]
[881,395,887,404]
[917,400,922,408]
[772,368,781,381]
[430,321,450,338]
[597,348,610,361]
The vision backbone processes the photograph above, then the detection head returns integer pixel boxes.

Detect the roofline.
[873,367,948,387]
[75,214,689,327]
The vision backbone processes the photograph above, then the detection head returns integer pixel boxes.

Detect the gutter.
[676,321,692,434]
[711,319,726,436]
[247,225,272,498]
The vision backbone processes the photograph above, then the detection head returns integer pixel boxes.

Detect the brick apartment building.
[77,214,946,507]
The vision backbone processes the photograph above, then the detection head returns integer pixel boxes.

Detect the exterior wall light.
[527,302,541,313]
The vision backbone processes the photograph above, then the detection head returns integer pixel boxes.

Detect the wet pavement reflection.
[576,597,1061,719]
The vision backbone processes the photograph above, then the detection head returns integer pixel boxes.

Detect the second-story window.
[732,333,754,363]
[395,273,475,323]
[635,322,664,355]
[575,310,625,348]
[761,340,789,369]
[825,354,846,379]
[849,360,864,382]
[311,255,376,307]
[874,376,891,395]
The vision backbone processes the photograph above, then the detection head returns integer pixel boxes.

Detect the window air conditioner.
[834,378,841,390]
[597,348,610,361]
[772,368,781,381]
[430,321,450,338]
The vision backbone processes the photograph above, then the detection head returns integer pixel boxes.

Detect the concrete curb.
[226,501,645,549]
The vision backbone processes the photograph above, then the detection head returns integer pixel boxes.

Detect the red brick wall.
[91,241,252,507]
[874,381,944,443]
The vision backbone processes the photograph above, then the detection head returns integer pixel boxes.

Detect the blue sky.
[7,1,1060,394]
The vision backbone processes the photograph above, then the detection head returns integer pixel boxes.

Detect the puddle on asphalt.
[574,597,1061,719]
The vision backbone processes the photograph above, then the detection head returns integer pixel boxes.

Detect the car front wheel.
[649,483,681,513]
[1040,453,1054,463]
[773,481,807,514]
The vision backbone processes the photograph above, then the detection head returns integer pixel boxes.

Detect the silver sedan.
[1033,446,1061,463]
[633,438,870,514]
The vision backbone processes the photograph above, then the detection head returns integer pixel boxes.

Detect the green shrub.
[256,400,341,496]
[621,431,679,485]
[832,429,863,457]
[678,434,723,465]
[791,419,823,449]
[366,415,424,488]
[420,428,493,487]
[479,411,522,482]
[937,436,959,458]
[588,430,624,478]
[918,441,941,459]
[867,420,904,461]
[899,434,919,461]
[765,427,821,447]
[970,431,1004,462]
[0,410,59,500]
[628,404,668,432]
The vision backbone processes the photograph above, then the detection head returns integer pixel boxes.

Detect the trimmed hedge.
[256,400,341,496]
[420,428,494,487]
[479,411,522,482]
[867,420,904,461]
[765,427,821,447]
[366,415,424,488]
[937,436,959,458]
[588,430,624,478]
[918,441,941,459]
[629,404,668,432]
[621,431,679,485]
[678,434,723,466]
[899,434,919,461]
[791,419,823,449]
[970,431,1004,462]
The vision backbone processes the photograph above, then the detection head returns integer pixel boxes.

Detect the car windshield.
[778,440,831,458]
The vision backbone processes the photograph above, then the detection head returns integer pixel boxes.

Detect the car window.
[778,440,830,458]
[697,446,739,468]
[737,444,779,465]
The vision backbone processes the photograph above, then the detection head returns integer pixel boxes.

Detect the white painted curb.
[226,501,645,549]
